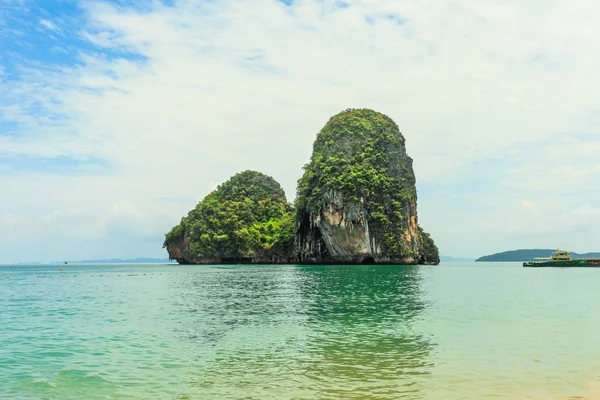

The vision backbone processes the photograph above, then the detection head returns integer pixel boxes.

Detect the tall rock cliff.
[295,109,439,265]
[164,170,295,264]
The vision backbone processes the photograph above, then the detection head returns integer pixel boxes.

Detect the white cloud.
[1,0,600,261]
[39,18,60,33]
[1,212,19,228]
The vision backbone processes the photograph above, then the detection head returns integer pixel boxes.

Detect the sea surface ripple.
[1,263,600,399]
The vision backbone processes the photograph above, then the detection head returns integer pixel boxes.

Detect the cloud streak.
[39,18,60,33]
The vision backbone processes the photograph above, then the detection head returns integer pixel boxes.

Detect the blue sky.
[1,0,600,262]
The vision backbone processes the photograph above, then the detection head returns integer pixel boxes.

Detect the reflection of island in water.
[171,265,435,399]
[296,265,435,399]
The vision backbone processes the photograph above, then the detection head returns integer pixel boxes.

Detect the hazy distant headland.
[476,249,600,262]
[51,257,175,264]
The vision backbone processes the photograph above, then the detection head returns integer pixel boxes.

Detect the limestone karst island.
[164,108,439,265]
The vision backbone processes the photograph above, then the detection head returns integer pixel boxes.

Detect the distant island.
[52,257,175,264]
[476,249,600,262]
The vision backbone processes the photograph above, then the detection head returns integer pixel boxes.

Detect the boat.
[523,249,600,267]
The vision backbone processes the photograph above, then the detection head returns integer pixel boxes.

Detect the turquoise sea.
[2,262,600,399]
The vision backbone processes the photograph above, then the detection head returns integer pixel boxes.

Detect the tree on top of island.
[164,108,439,265]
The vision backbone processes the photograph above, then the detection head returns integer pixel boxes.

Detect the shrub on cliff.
[164,170,295,261]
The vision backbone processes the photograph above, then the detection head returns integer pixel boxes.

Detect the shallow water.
[2,262,600,399]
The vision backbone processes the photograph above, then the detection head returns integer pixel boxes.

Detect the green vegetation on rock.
[418,227,439,264]
[164,170,295,262]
